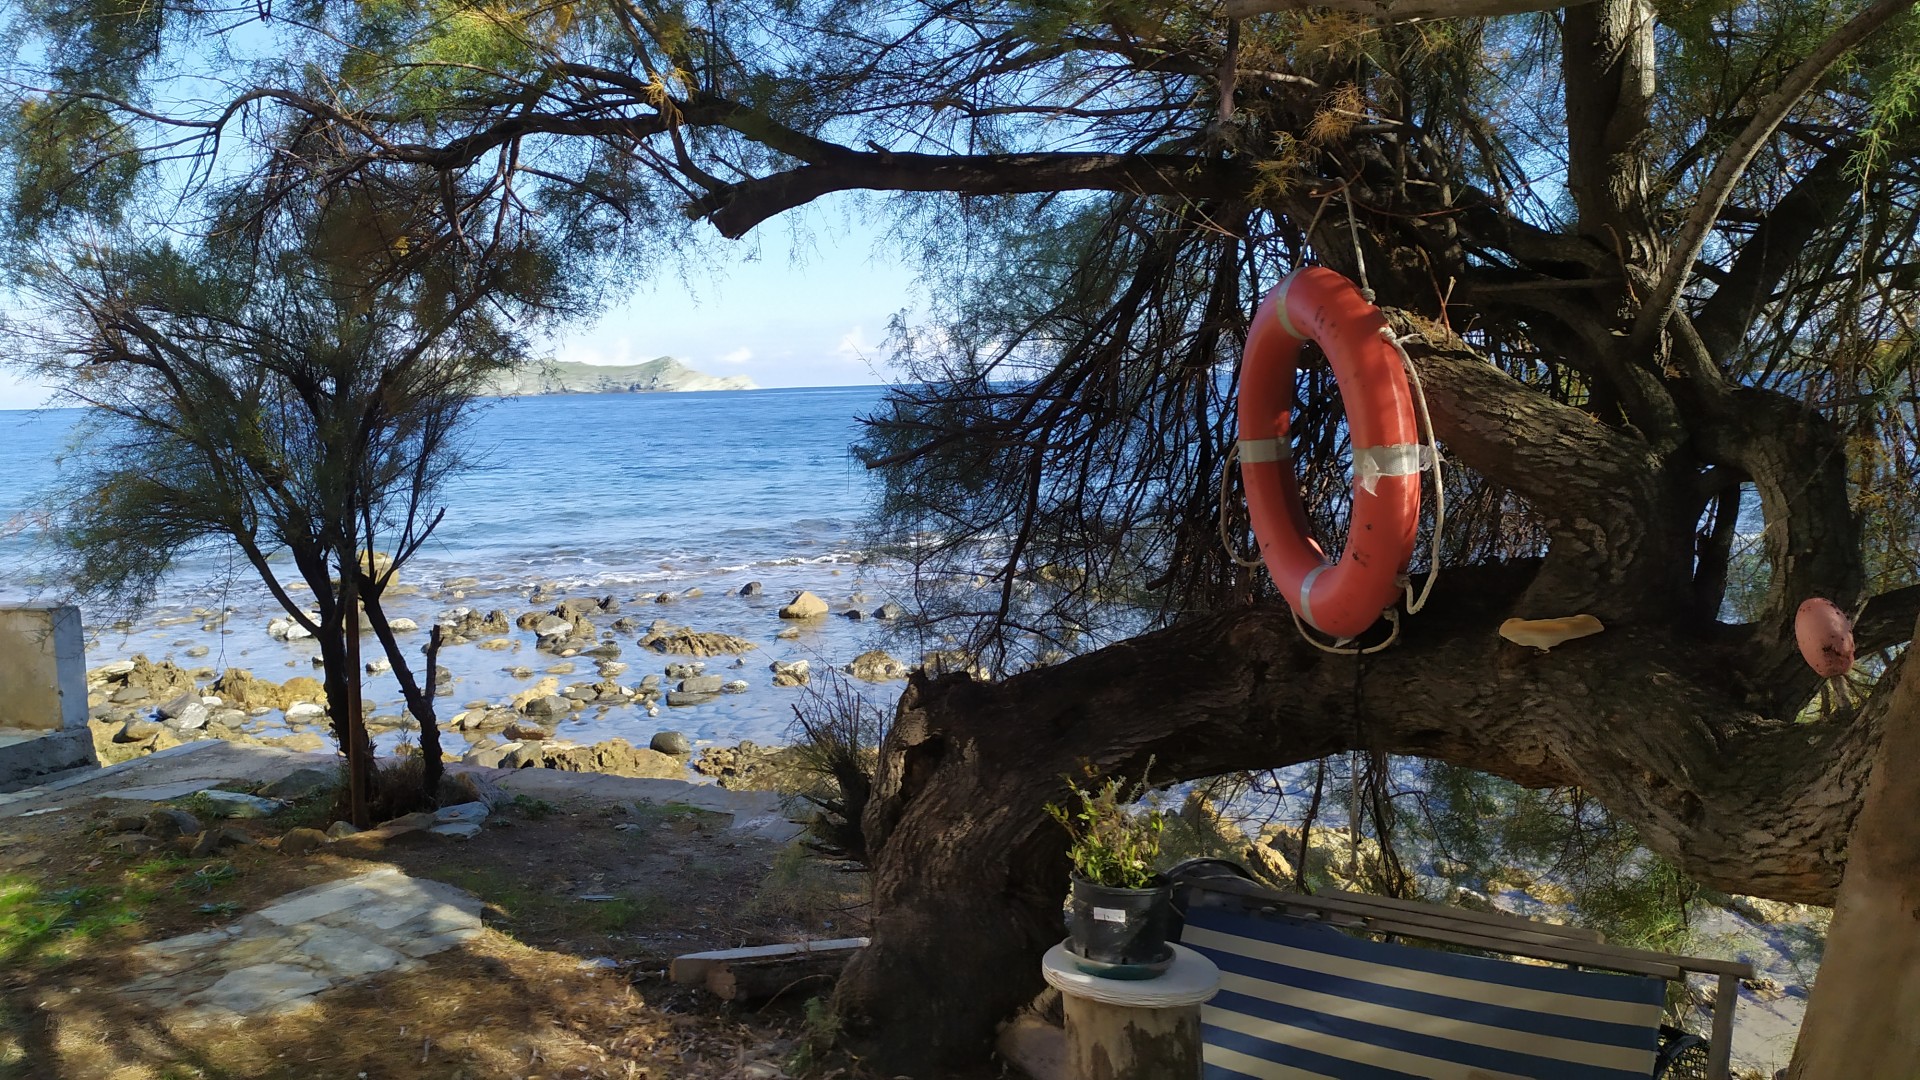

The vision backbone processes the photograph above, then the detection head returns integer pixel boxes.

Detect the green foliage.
[786,995,844,1077]
[626,800,721,830]
[507,794,557,821]
[784,667,889,864]
[174,862,238,896]
[1857,13,1920,175]
[580,893,664,933]
[0,873,149,966]
[1414,763,1700,952]
[748,841,858,925]
[3,96,141,234]
[1047,770,1167,890]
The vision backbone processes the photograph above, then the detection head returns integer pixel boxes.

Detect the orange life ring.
[1237,267,1421,639]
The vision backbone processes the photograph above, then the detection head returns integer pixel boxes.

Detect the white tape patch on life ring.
[1352,442,1422,496]
[1237,438,1291,464]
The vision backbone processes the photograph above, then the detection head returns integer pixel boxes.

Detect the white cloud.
[718,347,752,365]
[835,326,875,362]
[551,335,635,367]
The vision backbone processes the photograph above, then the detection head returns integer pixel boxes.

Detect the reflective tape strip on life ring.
[1236,267,1421,639]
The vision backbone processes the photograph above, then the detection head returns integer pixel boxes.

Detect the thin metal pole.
[343,568,370,828]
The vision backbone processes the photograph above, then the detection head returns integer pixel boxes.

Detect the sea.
[0,385,919,752]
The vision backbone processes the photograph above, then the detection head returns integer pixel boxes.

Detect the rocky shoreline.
[80,584,919,787]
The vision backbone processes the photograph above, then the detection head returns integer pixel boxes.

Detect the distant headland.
[481,357,757,396]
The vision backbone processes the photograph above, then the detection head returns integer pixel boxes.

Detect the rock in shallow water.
[778,591,829,619]
[650,730,691,755]
[770,659,810,687]
[845,649,910,682]
[642,624,755,656]
[522,696,570,721]
[505,720,555,741]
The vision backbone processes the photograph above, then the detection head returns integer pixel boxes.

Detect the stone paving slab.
[469,765,806,841]
[1,742,808,841]
[97,780,230,801]
[0,740,231,811]
[0,741,332,816]
[122,868,483,1024]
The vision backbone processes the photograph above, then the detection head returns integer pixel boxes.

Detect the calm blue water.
[0,386,914,749]
[2,386,885,596]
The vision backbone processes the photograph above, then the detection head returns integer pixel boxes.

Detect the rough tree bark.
[833,569,1898,1069]
[829,309,1909,1073]
[1786,613,1920,1078]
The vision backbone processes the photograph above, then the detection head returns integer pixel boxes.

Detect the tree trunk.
[316,610,375,827]
[1787,618,1920,1077]
[359,586,445,802]
[834,576,1886,1075]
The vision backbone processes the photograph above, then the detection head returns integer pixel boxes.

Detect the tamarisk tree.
[5,155,568,814]
[7,0,1920,1071]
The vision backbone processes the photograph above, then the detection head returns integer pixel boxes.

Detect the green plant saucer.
[1066,939,1175,980]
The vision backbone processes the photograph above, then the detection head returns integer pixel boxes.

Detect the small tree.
[6,160,568,818]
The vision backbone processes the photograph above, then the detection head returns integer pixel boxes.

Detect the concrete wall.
[0,605,87,733]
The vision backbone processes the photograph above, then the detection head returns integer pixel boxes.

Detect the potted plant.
[1047,771,1173,979]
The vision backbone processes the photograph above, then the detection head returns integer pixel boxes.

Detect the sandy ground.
[0,743,921,1080]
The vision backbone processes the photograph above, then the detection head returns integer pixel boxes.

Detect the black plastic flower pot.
[1067,874,1173,977]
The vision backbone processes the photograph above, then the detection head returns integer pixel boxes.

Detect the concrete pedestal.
[1041,942,1221,1080]
[0,605,97,786]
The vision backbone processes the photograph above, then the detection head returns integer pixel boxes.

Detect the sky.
[0,197,922,411]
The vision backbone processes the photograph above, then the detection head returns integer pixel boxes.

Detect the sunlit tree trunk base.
[1787,614,1920,1078]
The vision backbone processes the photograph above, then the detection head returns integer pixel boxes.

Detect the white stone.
[433,801,490,825]
[396,928,484,958]
[198,789,289,818]
[257,871,414,926]
[291,926,409,979]
[429,822,481,840]
[192,962,331,1014]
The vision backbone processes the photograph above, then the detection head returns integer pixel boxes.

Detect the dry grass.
[0,783,904,1080]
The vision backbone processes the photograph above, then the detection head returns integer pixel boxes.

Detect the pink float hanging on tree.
[1794,598,1856,678]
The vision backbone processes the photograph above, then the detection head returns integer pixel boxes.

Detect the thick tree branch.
[1692,147,1855,362]
[686,151,1258,238]
[1857,583,1920,655]
[1632,0,1920,352]
[1223,0,1573,20]
[1391,319,1679,616]
[1688,384,1864,705]
[840,585,1881,1070]
[1561,0,1659,262]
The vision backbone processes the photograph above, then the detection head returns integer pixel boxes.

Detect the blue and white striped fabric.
[1181,907,1667,1080]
